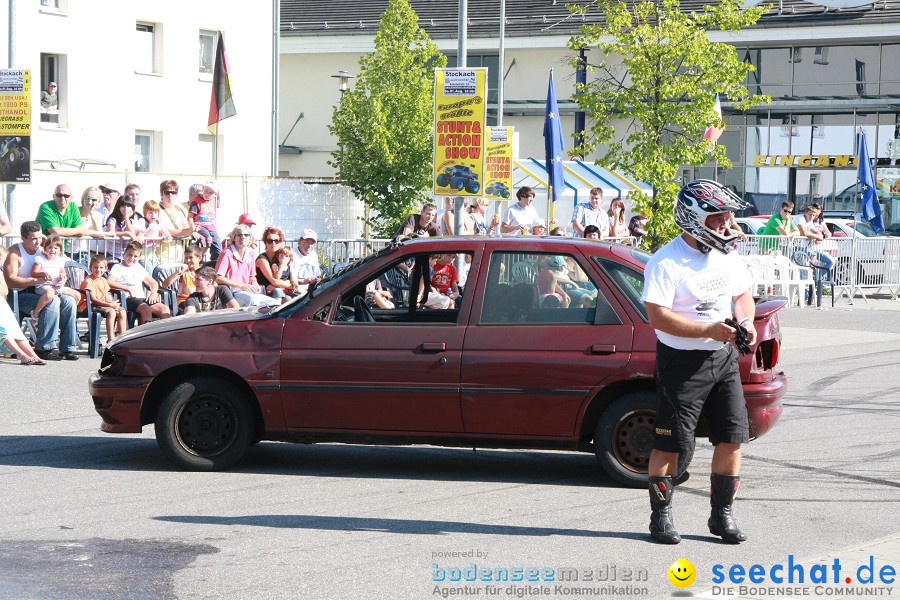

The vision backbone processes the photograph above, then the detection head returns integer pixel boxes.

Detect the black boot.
[648,476,681,544]
[708,474,748,544]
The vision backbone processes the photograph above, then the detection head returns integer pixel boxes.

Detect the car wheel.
[465,180,480,194]
[594,391,692,488]
[437,173,450,187]
[155,376,254,471]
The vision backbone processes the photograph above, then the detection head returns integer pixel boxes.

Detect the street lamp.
[331,70,355,95]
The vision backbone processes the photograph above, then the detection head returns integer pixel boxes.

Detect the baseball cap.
[99,182,120,194]
[49,82,57,87]
[237,213,256,226]
[202,180,219,194]
[300,228,318,242]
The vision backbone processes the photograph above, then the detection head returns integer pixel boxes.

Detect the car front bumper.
[88,373,152,433]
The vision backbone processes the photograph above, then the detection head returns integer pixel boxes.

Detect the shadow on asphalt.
[152,513,649,540]
[0,435,631,488]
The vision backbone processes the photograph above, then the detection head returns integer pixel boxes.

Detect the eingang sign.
[753,155,857,168]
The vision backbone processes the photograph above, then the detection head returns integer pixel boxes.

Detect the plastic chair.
[381,267,410,308]
[7,289,38,341]
[152,262,184,316]
[63,261,105,358]
[511,262,536,284]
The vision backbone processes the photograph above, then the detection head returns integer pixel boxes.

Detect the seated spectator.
[30,234,80,323]
[365,278,394,309]
[532,219,547,236]
[417,255,452,309]
[0,246,46,365]
[161,245,203,312]
[583,224,602,240]
[105,194,145,259]
[795,203,831,243]
[182,266,240,314]
[80,254,127,343]
[215,224,279,307]
[272,247,300,300]
[549,226,566,236]
[107,241,172,324]
[395,203,439,238]
[3,221,80,361]
[293,229,322,296]
[761,200,800,252]
[430,253,460,308]
[536,256,572,308]
[256,227,294,300]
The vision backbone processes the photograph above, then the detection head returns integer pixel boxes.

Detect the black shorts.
[125,296,160,312]
[653,341,749,453]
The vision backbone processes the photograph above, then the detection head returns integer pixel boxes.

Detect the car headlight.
[98,347,127,377]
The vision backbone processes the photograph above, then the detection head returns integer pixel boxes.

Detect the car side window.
[481,252,618,324]
[596,258,648,322]
[333,252,473,325]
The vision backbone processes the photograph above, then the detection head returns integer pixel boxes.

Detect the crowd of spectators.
[1,178,329,361]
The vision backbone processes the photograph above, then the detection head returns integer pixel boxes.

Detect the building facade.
[0,0,276,225]
[279,0,900,226]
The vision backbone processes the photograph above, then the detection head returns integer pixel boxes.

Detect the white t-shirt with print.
[34,253,69,287]
[642,235,752,350]
[109,262,150,299]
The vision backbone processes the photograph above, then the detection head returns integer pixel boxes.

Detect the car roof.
[397,235,632,257]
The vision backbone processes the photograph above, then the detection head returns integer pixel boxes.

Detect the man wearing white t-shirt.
[293,228,323,296]
[640,179,756,546]
[500,186,540,235]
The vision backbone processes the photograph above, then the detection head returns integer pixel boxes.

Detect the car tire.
[155,376,254,471]
[594,390,693,488]
[464,180,480,194]
[436,173,450,187]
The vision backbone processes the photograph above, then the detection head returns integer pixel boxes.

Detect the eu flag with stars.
[858,131,884,234]
[544,70,566,203]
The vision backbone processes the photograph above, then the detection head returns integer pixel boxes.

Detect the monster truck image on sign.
[436,165,480,194]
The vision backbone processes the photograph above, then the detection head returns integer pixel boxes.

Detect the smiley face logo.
[668,559,696,588]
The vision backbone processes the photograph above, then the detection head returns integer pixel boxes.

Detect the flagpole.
[214,127,219,179]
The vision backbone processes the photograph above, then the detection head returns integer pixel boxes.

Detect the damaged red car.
[89,237,786,487]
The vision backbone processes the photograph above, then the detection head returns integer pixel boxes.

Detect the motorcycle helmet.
[674,179,749,254]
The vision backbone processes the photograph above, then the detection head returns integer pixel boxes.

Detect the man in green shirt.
[759,200,800,252]
[36,184,105,255]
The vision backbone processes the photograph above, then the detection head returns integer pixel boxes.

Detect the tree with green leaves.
[568,0,770,251]
[328,0,446,237]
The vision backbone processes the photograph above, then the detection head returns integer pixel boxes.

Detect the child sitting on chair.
[80,254,128,343]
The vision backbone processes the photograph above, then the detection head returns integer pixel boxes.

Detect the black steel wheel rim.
[175,397,238,457]
[611,409,654,473]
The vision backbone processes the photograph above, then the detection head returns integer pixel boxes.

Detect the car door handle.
[590,344,616,355]
[421,342,446,353]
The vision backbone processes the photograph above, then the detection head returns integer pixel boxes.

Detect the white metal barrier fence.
[734,235,900,305]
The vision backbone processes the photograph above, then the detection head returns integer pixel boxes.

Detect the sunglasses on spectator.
[265,238,282,244]
[236,233,252,237]
[54,193,72,199]
[84,197,99,203]
[163,190,178,195]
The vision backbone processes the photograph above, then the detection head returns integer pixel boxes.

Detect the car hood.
[109,307,274,348]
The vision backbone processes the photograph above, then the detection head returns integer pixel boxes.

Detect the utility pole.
[5,0,18,228]
[453,0,468,237]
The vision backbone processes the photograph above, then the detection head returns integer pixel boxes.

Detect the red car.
[89,237,786,487]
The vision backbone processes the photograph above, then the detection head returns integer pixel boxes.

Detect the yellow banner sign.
[433,68,487,196]
[0,69,31,183]
[484,127,513,199]
[753,154,856,167]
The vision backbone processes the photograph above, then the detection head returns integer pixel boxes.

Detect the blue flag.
[858,131,884,234]
[544,70,566,203]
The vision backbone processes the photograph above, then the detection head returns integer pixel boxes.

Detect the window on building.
[135,131,154,172]
[199,30,216,75]
[135,22,162,74]
[856,60,867,96]
[40,52,64,126]
[814,46,829,65]
[40,0,67,10]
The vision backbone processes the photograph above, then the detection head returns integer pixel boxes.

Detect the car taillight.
[754,339,779,371]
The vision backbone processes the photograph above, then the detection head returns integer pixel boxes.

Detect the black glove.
[725,317,753,355]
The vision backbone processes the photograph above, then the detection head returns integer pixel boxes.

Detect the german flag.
[208,31,236,134]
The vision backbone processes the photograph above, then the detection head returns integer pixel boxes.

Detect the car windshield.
[850,222,879,237]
